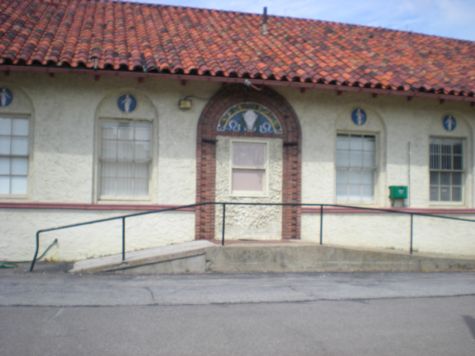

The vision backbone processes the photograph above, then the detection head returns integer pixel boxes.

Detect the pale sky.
[128,0,475,41]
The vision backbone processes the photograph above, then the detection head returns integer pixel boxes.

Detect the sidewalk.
[1,269,475,307]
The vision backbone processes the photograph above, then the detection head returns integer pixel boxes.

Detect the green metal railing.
[29,202,475,271]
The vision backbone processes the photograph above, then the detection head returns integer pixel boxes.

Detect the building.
[1,0,475,262]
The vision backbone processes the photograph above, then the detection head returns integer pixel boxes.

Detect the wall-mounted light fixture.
[178,96,193,110]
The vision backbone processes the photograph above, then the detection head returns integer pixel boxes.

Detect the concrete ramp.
[70,240,214,274]
[70,240,475,274]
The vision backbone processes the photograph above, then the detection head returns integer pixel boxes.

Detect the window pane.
[0,137,11,154]
[453,143,462,154]
[12,119,28,136]
[117,141,134,161]
[430,186,439,201]
[349,150,363,167]
[336,169,348,185]
[336,135,349,150]
[135,141,151,161]
[440,186,450,201]
[232,142,266,167]
[350,136,363,150]
[336,150,349,167]
[452,187,462,201]
[348,170,361,184]
[453,155,462,170]
[430,172,439,185]
[362,151,374,168]
[102,123,117,139]
[117,124,133,140]
[232,169,264,191]
[101,177,116,196]
[360,185,373,200]
[452,172,462,186]
[0,158,9,174]
[363,137,375,151]
[0,176,9,194]
[430,143,439,169]
[135,123,151,140]
[11,158,27,175]
[348,185,361,200]
[0,118,11,135]
[336,183,347,197]
[11,177,27,194]
[11,137,28,155]
[116,162,135,178]
[134,178,149,196]
[101,140,117,160]
[134,163,149,179]
[440,172,450,185]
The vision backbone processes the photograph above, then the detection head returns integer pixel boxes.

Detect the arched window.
[335,106,385,205]
[217,102,283,135]
[95,92,156,200]
[0,87,32,196]
[429,114,470,204]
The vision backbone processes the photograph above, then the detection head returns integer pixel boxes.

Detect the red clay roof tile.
[0,0,474,99]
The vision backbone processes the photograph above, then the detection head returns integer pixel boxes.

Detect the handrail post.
[409,213,414,255]
[221,203,226,246]
[29,231,40,272]
[319,205,324,245]
[122,217,126,261]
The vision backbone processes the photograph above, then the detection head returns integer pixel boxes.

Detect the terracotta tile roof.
[1,0,475,99]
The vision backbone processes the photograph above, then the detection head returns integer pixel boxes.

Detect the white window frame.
[96,118,154,202]
[0,114,30,198]
[335,132,378,204]
[429,137,465,204]
[229,139,269,197]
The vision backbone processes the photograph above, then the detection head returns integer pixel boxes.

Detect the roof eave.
[1,64,474,104]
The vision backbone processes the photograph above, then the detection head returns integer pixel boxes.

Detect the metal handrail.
[29,201,475,271]
[29,202,208,271]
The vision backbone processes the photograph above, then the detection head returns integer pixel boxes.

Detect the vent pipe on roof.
[261,7,268,35]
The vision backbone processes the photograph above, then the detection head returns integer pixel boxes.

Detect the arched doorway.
[196,85,301,241]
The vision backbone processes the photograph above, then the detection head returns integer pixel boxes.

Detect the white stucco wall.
[1,72,474,261]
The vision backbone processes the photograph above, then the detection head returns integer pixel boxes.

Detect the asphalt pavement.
[1,268,474,355]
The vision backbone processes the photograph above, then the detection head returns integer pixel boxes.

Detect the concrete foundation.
[69,240,475,274]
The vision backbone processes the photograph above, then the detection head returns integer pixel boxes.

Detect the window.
[0,116,29,195]
[231,141,267,193]
[430,138,463,202]
[99,120,152,199]
[336,133,376,202]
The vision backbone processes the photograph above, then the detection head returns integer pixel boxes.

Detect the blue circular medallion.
[351,108,367,126]
[0,88,13,107]
[118,94,137,113]
[442,115,456,132]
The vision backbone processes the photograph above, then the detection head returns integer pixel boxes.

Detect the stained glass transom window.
[217,103,282,135]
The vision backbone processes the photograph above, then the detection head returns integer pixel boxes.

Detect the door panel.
[215,136,283,240]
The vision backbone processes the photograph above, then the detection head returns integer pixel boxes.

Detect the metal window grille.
[430,138,463,202]
[336,133,376,202]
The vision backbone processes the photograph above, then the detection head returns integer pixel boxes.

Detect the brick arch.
[196,84,302,240]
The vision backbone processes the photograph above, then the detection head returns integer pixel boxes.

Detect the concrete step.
[70,240,214,274]
[70,240,475,274]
